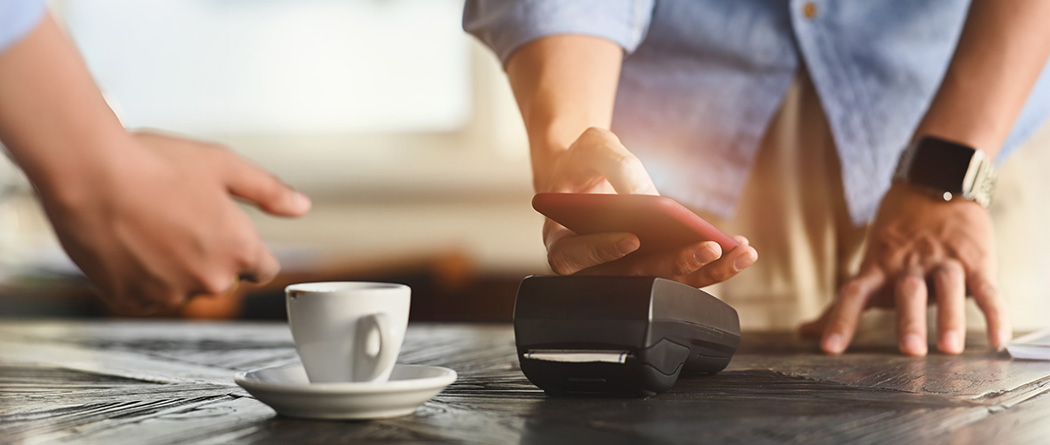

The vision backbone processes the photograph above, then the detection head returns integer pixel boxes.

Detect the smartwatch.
[893,136,996,208]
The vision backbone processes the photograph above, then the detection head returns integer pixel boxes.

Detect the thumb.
[226,160,311,217]
[560,128,659,196]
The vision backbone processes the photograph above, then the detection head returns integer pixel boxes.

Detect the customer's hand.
[37,132,311,314]
[801,183,1010,355]
[540,128,757,288]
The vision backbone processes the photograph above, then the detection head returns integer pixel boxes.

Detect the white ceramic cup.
[285,282,410,383]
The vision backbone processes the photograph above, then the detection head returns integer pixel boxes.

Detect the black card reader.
[513,275,740,397]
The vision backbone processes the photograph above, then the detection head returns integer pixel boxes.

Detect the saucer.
[235,364,457,420]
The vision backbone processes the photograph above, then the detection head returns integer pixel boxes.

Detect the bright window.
[60,0,473,136]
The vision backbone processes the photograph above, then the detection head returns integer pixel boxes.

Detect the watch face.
[907,138,974,194]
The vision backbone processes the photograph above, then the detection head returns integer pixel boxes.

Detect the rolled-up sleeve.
[0,0,47,54]
[463,0,655,64]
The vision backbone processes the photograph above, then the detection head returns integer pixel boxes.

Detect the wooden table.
[1,321,1048,444]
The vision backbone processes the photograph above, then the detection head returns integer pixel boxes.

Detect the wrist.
[0,14,138,208]
[893,136,996,208]
[909,124,1004,162]
[526,121,591,192]
[23,128,138,209]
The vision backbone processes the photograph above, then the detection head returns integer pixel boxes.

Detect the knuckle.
[114,275,190,313]
[236,253,260,277]
[939,318,965,332]
[937,262,965,281]
[622,153,645,168]
[607,149,640,171]
[226,216,261,246]
[978,299,1002,318]
[232,234,261,264]
[620,261,649,277]
[600,243,627,263]
[257,262,280,283]
[204,140,233,154]
[671,252,701,276]
[697,264,733,285]
[827,318,854,336]
[580,126,611,141]
[838,280,865,299]
[711,263,738,282]
[969,276,997,298]
[199,273,233,295]
[259,174,286,199]
[671,261,695,277]
[576,128,625,157]
[984,285,1001,302]
[254,251,280,280]
[547,251,577,275]
[130,294,180,315]
[156,291,186,311]
[200,142,233,163]
[688,277,714,289]
[897,275,925,294]
[551,238,624,275]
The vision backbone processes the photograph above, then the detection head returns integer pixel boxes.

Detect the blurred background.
[0,0,548,321]
[5,1,1047,329]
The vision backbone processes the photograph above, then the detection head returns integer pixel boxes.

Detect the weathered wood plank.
[730,333,1050,406]
[0,321,1047,444]
[943,388,1050,444]
[19,397,276,445]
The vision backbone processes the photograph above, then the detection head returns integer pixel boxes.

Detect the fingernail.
[615,236,640,257]
[290,191,311,210]
[940,331,962,354]
[733,249,756,272]
[903,333,927,355]
[694,243,720,265]
[823,333,845,354]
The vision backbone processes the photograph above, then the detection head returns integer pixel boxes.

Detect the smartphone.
[532,193,739,254]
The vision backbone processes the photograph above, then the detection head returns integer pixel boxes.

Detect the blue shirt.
[464,0,1050,224]
[0,0,46,53]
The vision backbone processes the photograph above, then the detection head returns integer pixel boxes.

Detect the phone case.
[532,193,739,253]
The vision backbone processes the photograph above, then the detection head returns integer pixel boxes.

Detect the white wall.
[2,1,549,277]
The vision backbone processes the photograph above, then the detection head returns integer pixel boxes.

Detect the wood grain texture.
[0,321,1047,444]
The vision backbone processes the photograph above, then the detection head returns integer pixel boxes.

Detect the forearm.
[505,35,623,191]
[915,0,1050,159]
[0,14,131,202]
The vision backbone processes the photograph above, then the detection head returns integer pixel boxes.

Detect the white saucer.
[235,364,457,420]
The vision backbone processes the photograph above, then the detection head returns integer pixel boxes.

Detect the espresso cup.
[285,282,410,383]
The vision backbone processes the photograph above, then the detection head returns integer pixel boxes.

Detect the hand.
[37,132,311,314]
[540,128,757,288]
[801,183,1010,355]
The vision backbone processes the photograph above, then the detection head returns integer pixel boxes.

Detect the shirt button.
[803,2,818,19]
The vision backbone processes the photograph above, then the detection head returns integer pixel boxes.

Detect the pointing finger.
[224,154,311,217]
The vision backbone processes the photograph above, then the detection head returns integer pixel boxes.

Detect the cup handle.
[352,313,397,381]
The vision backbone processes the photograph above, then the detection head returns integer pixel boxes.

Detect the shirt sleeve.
[0,0,47,54]
[463,0,655,65]
[999,58,1050,161]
